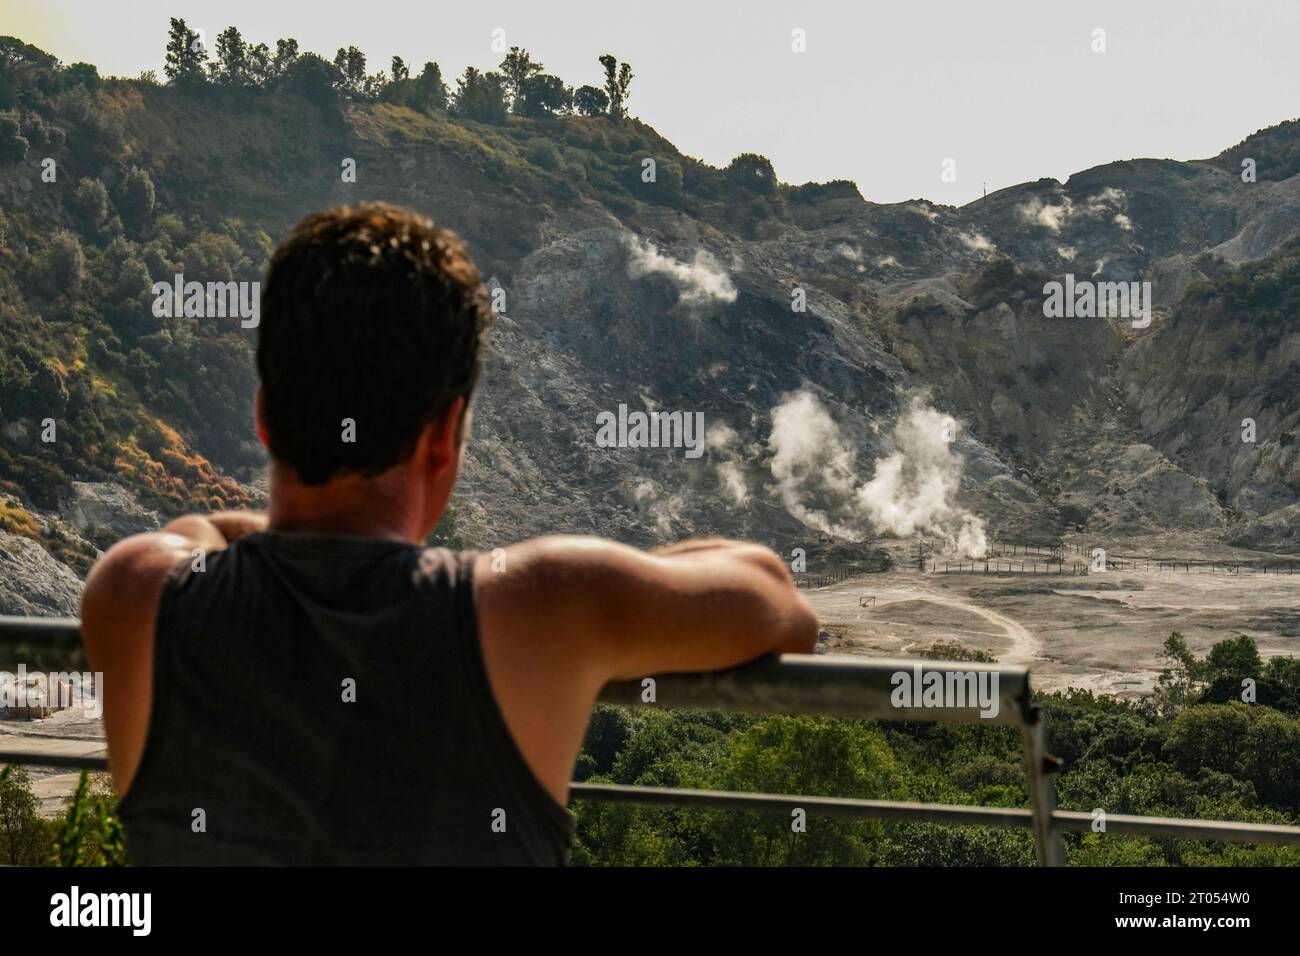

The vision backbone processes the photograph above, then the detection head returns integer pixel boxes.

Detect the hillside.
[3,35,1300,614]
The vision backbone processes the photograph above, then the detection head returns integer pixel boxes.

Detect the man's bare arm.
[471,535,818,804]
[478,535,818,683]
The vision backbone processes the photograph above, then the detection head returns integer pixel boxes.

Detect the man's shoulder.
[80,532,195,651]
[470,535,659,658]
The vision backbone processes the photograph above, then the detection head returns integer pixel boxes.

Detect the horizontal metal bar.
[601,653,1033,726]
[571,783,1034,828]
[3,615,1034,726]
[0,751,107,771]
[571,784,1300,846]
[1052,810,1300,846]
[0,615,82,649]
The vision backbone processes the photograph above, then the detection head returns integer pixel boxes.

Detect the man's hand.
[160,510,268,552]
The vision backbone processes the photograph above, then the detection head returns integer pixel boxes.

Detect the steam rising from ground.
[767,391,988,557]
[707,423,752,506]
[769,392,868,541]
[1016,188,1130,235]
[624,235,738,306]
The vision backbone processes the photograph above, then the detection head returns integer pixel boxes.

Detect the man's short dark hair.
[258,203,492,485]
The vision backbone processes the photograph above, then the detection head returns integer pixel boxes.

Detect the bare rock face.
[1227,504,1300,554]
[59,481,160,540]
[1056,444,1226,535]
[0,531,82,617]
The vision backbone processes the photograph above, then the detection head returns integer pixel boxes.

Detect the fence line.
[934,560,1087,576]
[986,541,1300,577]
[795,567,886,589]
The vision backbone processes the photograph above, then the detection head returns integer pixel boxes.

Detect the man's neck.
[265,463,428,544]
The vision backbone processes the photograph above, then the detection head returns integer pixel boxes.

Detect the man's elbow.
[775,591,819,655]
[741,547,819,655]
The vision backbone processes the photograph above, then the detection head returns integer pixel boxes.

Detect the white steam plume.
[768,392,868,541]
[767,391,988,557]
[624,235,738,306]
[856,399,988,556]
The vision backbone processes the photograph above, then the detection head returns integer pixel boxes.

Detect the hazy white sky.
[3,0,1297,205]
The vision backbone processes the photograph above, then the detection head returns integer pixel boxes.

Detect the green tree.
[271,37,300,79]
[0,765,43,865]
[725,152,777,193]
[1164,703,1253,778]
[414,62,448,111]
[518,73,570,117]
[282,53,343,108]
[499,46,543,113]
[246,43,272,87]
[598,54,633,121]
[69,177,111,234]
[0,113,28,163]
[163,17,207,87]
[44,229,85,297]
[708,716,901,866]
[117,166,156,235]
[48,772,126,867]
[211,26,250,88]
[453,67,507,123]
[61,62,100,91]
[573,85,608,117]
[1240,708,1300,808]
[333,46,367,96]
[390,56,409,82]
[1154,631,1201,714]
[1205,634,1263,681]
[1264,655,1300,710]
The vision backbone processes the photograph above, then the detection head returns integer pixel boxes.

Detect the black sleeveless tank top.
[117,531,574,865]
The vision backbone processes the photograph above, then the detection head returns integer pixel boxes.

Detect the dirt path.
[915,591,1042,663]
[808,574,1042,663]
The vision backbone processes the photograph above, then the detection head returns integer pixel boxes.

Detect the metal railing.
[5,615,1300,865]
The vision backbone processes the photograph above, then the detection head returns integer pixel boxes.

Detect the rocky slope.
[3,72,1300,612]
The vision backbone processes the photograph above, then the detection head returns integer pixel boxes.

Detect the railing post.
[1021,716,1065,866]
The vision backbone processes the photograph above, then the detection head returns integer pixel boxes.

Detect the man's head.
[257,203,492,534]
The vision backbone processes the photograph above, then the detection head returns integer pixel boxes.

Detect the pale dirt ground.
[0,707,107,817]
[809,534,1300,698]
[7,534,1300,816]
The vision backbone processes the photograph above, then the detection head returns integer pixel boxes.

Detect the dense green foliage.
[0,767,124,866]
[1214,118,1300,182]
[1185,238,1300,340]
[4,636,1296,866]
[570,635,1300,866]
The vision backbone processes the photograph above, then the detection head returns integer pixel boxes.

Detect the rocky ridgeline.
[3,104,1300,615]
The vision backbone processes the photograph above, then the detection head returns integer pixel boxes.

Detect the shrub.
[42,229,85,296]
[69,177,111,234]
[0,113,29,163]
[725,152,777,193]
[116,166,156,235]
